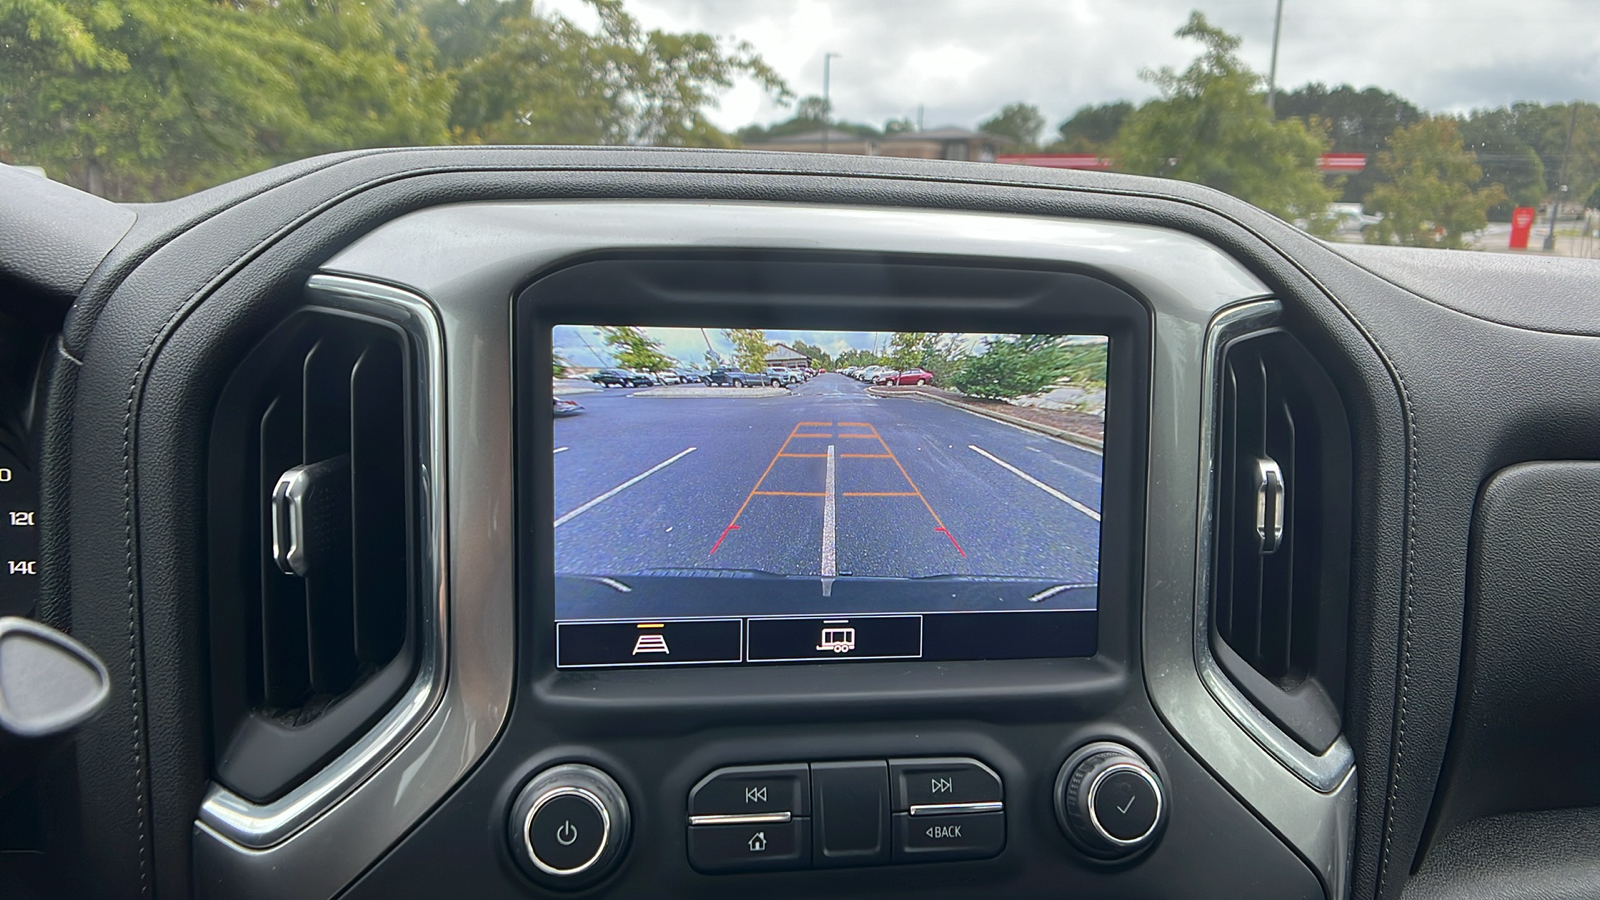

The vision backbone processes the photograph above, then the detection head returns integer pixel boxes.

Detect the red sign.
[1319,153,1368,172]
[1509,206,1536,249]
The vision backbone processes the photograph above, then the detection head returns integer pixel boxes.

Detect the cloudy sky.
[554,327,965,367]
[545,0,1600,134]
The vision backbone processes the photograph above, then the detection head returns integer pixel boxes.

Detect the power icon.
[556,820,579,846]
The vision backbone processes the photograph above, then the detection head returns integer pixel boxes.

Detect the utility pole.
[1266,0,1285,112]
[917,104,924,132]
[822,52,841,153]
[577,330,607,366]
[1544,102,1579,252]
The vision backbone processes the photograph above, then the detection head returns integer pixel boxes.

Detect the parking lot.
[553,374,1103,605]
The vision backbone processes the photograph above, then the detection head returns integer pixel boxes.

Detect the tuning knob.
[1054,742,1165,858]
[507,763,631,889]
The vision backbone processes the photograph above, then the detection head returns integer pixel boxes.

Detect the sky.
[543,0,1600,135]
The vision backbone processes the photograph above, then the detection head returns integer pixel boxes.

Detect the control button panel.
[687,757,1004,874]
[508,763,631,889]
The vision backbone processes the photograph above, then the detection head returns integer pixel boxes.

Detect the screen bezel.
[516,250,1151,713]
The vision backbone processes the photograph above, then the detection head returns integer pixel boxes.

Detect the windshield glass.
[2,0,1596,255]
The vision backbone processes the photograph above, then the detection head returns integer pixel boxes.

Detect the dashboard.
[2,149,1599,900]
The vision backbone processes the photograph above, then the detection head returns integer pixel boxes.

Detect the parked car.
[889,368,934,386]
[764,368,802,385]
[871,368,900,385]
[652,370,684,384]
[706,367,761,387]
[588,368,654,387]
[670,368,705,384]
[553,397,584,416]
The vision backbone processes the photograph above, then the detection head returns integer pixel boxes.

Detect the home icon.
[748,832,767,852]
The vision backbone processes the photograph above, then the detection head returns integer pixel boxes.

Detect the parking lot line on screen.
[967,444,1101,522]
[711,422,810,554]
[822,444,837,578]
[553,446,697,527]
[865,423,966,559]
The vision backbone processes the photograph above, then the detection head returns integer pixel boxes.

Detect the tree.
[436,0,789,148]
[1110,12,1337,226]
[553,351,570,378]
[599,326,675,371]
[1051,101,1133,153]
[835,347,884,369]
[721,328,770,372]
[1274,83,1421,203]
[979,102,1045,151]
[737,95,879,144]
[786,340,834,370]
[0,0,789,199]
[1364,117,1507,249]
[883,117,917,136]
[0,0,450,199]
[947,335,1106,401]
[1457,107,1547,219]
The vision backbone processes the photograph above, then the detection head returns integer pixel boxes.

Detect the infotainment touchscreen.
[550,327,1107,668]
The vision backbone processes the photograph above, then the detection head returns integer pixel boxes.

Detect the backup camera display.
[551,327,1107,668]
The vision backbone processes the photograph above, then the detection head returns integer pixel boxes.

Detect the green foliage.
[948,335,1106,401]
[721,328,769,372]
[979,102,1044,150]
[834,347,884,369]
[1274,83,1421,203]
[786,340,833,370]
[552,351,569,378]
[884,332,968,382]
[883,117,916,136]
[599,325,675,371]
[1051,101,1132,153]
[1457,107,1546,217]
[1364,117,1508,249]
[0,0,789,198]
[1110,11,1337,225]
[736,95,880,144]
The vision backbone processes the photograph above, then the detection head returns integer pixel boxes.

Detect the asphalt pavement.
[552,374,1104,617]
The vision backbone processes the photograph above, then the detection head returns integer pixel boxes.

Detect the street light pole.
[1266,0,1284,112]
[1544,102,1579,252]
[822,52,841,153]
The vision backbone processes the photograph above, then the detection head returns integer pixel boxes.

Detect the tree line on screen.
[563,327,1106,402]
[4,1,1592,250]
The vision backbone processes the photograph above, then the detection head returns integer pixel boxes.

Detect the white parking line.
[968,445,1101,522]
[822,444,837,577]
[553,446,569,454]
[554,447,697,527]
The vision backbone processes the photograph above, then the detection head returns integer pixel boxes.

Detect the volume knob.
[1055,742,1165,858]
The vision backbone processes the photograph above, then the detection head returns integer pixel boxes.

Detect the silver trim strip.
[908,801,1004,817]
[197,277,451,848]
[1193,301,1357,793]
[524,786,611,876]
[687,812,794,826]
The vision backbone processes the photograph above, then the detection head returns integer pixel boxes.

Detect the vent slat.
[259,394,310,708]
[350,341,408,665]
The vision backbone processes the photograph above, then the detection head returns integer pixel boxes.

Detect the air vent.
[208,309,418,803]
[1211,328,1352,754]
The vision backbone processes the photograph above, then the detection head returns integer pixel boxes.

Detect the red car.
[889,368,934,386]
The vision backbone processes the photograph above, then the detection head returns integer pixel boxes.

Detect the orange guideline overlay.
[709,421,964,558]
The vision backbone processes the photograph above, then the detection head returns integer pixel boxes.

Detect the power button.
[508,764,631,889]
[527,789,608,874]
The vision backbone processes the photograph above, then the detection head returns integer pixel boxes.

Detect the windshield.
[3,0,1596,254]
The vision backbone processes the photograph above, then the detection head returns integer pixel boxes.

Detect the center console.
[191,201,1355,900]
